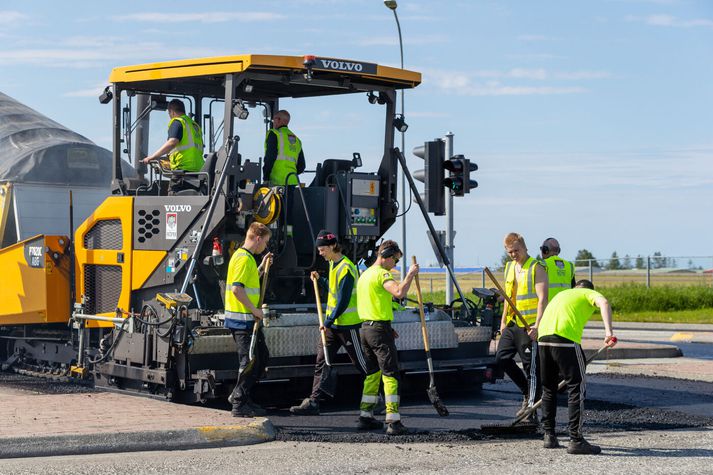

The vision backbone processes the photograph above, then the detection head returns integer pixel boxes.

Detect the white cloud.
[113,12,286,23]
[355,35,449,47]
[0,11,28,25]
[0,38,220,68]
[627,14,713,28]
[422,67,609,96]
[63,82,107,98]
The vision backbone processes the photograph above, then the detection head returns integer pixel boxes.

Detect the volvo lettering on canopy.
[164,204,192,212]
[315,57,377,75]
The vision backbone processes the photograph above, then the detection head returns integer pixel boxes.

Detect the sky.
[1,0,712,268]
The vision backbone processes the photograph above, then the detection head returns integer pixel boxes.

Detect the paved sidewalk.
[589,357,713,383]
[0,387,274,459]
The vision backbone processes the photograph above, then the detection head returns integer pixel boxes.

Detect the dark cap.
[315,230,337,247]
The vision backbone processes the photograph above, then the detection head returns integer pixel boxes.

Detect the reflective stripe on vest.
[225,310,254,322]
[326,256,360,326]
[168,114,205,172]
[224,248,260,315]
[266,126,301,186]
[504,257,542,326]
[545,256,575,301]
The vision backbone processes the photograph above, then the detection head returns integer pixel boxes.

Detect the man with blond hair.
[225,222,273,417]
[496,232,548,419]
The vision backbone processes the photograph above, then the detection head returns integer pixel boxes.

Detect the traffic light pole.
[394,147,469,308]
[444,132,454,305]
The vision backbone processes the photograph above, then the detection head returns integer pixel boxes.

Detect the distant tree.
[575,249,600,268]
[500,251,510,269]
[621,254,632,270]
[688,259,695,270]
[608,251,622,270]
[671,258,677,269]
[635,255,645,269]
[652,251,666,269]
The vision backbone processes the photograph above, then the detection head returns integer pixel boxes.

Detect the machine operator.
[262,110,306,186]
[142,99,204,172]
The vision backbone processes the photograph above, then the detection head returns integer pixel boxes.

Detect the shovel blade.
[319,365,338,398]
[427,385,449,417]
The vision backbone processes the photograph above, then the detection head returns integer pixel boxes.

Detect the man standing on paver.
[537,279,617,454]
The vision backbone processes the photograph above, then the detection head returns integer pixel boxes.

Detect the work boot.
[567,438,602,455]
[386,421,409,436]
[357,416,384,431]
[289,398,320,415]
[246,401,267,417]
[543,432,561,449]
[515,396,529,417]
[232,402,259,418]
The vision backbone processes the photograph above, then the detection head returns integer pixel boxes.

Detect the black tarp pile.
[0,91,134,185]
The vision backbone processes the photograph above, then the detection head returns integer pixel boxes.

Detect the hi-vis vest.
[266,126,301,186]
[326,257,360,327]
[544,255,575,301]
[168,114,204,172]
[224,248,260,328]
[504,257,544,327]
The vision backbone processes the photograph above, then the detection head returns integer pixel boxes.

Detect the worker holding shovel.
[290,230,369,415]
[356,240,418,436]
[538,279,617,454]
[224,222,273,417]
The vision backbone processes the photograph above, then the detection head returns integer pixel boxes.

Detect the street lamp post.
[384,0,408,274]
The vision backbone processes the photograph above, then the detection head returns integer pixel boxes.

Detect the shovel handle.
[484,267,530,331]
[311,275,331,366]
[412,256,431,353]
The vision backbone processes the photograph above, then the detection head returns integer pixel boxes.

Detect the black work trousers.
[359,321,400,378]
[495,323,540,403]
[310,326,369,400]
[539,334,587,440]
[230,327,269,405]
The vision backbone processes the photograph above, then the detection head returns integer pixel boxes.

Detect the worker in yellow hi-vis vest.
[289,230,369,416]
[262,110,306,186]
[539,237,576,302]
[356,240,419,436]
[496,232,548,421]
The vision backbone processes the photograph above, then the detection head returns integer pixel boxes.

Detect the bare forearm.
[148,139,178,159]
[233,287,259,316]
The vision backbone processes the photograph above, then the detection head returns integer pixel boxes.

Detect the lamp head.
[384,0,398,10]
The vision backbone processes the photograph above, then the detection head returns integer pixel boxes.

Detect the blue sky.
[1,0,712,267]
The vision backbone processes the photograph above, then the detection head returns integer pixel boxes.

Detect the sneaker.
[228,392,236,405]
[515,396,529,417]
[289,398,320,416]
[386,421,409,436]
[357,416,384,431]
[544,433,561,449]
[567,438,601,455]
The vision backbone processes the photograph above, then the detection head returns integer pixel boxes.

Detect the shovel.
[311,275,338,398]
[481,341,616,435]
[235,256,272,388]
[483,267,531,332]
[413,256,449,417]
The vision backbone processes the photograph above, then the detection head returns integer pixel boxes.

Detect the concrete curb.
[0,418,275,459]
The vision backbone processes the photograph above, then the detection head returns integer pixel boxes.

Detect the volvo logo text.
[164,205,192,212]
[319,59,363,72]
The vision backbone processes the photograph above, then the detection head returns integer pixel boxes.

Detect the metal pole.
[481,268,486,288]
[588,259,593,282]
[646,256,651,288]
[444,132,454,304]
[391,8,408,275]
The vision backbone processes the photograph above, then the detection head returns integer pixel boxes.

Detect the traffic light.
[444,155,478,197]
[413,139,446,216]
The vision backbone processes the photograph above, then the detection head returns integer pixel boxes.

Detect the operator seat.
[161,152,218,196]
[310,159,353,187]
